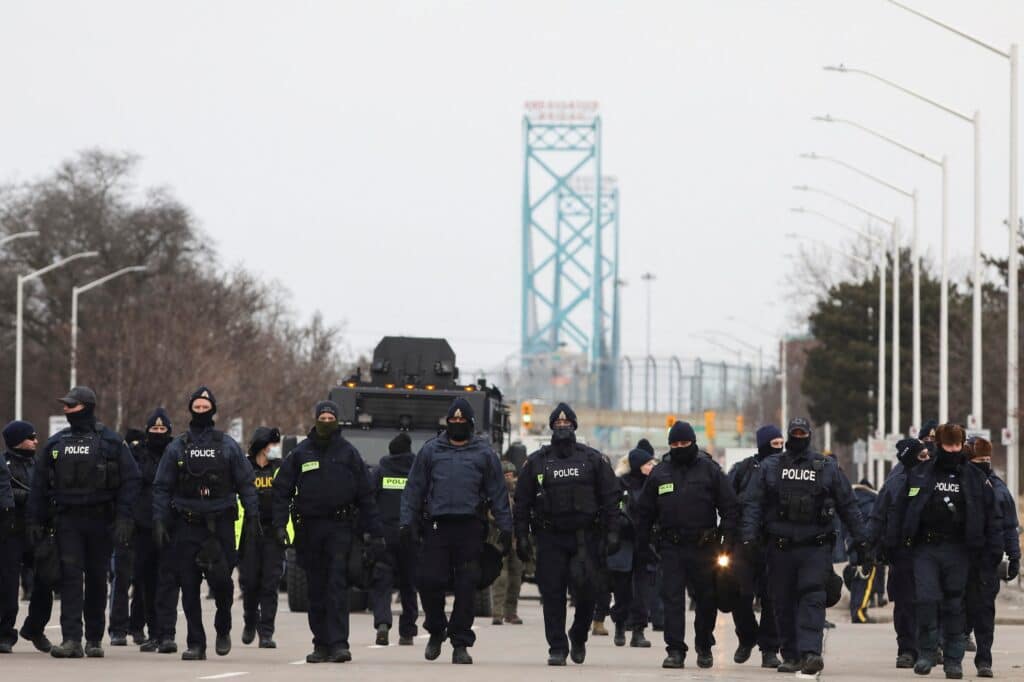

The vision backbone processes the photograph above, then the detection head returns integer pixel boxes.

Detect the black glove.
[153,520,171,550]
[114,517,134,548]
[606,529,621,556]
[246,516,264,538]
[274,526,290,548]
[399,523,421,547]
[498,529,513,557]
[1006,557,1020,582]
[26,523,45,546]
[516,534,534,563]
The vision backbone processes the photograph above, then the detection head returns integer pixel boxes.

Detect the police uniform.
[27,387,141,658]
[635,421,738,669]
[272,400,383,663]
[513,404,620,665]
[239,440,283,647]
[0,422,54,654]
[900,424,1002,677]
[401,398,512,665]
[107,429,144,645]
[369,433,418,645]
[846,481,879,624]
[152,387,257,659]
[741,417,865,675]
[725,425,781,668]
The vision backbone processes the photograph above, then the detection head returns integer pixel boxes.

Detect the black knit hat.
[315,400,339,419]
[249,426,281,456]
[446,397,475,423]
[146,407,173,432]
[668,421,697,444]
[189,386,217,414]
[636,438,655,456]
[548,402,578,430]
[389,432,412,454]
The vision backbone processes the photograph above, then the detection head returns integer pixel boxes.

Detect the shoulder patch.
[658,482,674,495]
[908,487,920,497]
[301,461,320,473]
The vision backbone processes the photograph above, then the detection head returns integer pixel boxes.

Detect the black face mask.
[670,443,699,465]
[972,460,992,475]
[757,445,783,459]
[146,432,173,453]
[13,447,35,458]
[66,404,96,431]
[550,427,576,454]
[190,410,215,429]
[315,420,340,441]
[936,448,963,470]
[446,421,472,442]
[786,437,810,454]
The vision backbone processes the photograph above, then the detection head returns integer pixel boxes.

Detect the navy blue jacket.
[371,451,415,533]
[868,464,912,552]
[29,422,140,522]
[741,448,865,545]
[272,429,382,537]
[899,459,1001,559]
[401,433,512,533]
[3,449,34,518]
[131,441,166,529]
[0,455,13,509]
[988,473,1021,560]
[152,425,257,522]
[843,484,877,562]
[635,451,738,540]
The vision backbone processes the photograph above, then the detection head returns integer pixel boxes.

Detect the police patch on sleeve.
[658,483,674,495]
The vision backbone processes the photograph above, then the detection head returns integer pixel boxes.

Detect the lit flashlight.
[717,554,730,568]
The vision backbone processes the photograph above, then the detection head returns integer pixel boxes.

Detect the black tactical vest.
[251,460,278,521]
[774,456,825,524]
[292,439,358,517]
[921,471,966,534]
[51,427,120,495]
[175,431,231,500]
[655,459,718,530]
[376,460,410,527]
[539,446,598,528]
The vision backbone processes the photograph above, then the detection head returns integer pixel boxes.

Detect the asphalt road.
[3,586,1024,681]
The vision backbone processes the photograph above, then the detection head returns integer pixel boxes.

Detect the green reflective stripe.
[908,487,920,497]
[301,461,320,473]
[51,449,59,460]
[382,476,407,490]
[536,474,544,484]
[658,483,674,495]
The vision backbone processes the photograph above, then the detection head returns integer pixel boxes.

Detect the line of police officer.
[2,386,1019,678]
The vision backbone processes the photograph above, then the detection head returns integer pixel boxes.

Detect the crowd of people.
[0,386,1019,679]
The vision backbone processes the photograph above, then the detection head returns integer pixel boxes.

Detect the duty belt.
[659,527,717,547]
[909,530,965,546]
[771,532,835,551]
[295,506,356,523]
[176,508,234,525]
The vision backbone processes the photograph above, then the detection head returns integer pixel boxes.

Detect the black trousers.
[0,532,54,645]
[295,518,353,649]
[535,529,602,655]
[731,549,778,653]
[888,551,917,659]
[913,542,969,665]
[660,543,716,656]
[154,536,180,641]
[768,543,830,660]
[239,531,284,638]
[607,569,633,627]
[56,513,113,643]
[171,516,237,650]
[108,544,134,636]
[371,539,419,638]
[129,530,160,639]
[417,517,483,648]
[965,562,1000,668]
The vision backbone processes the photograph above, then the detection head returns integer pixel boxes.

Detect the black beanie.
[2,420,35,450]
[446,398,475,423]
[918,419,938,441]
[668,421,697,444]
[146,407,173,433]
[549,402,578,430]
[249,426,281,457]
[389,432,412,454]
[315,400,339,419]
[628,448,655,472]
[189,386,217,414]
[636,438,655,456]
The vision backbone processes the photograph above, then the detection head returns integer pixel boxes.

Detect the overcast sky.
[3,1,1022,375]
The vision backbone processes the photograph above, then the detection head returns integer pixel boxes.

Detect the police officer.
[121,410,173,652]
[513,403,620,666]
[726,424,782,669]
[612,446,656,648]
[741,417,867,676]
[401,397,512,665]
[1,421,54,654]
[369,432,418,646]
[868,437,930,669]
[901,423,1002,678]
[107,428,144,647]
[27,386,140,659]
[635,420,737,670]
[152,386,258,660]
[240,426,283,649]
[846,479,879,624]
[964,436,1017,678]
[273,400,384,664]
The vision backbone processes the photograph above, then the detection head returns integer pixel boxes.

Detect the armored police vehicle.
[286,336,511,613]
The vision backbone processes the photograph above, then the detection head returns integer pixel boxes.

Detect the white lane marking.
[367,644,393,648]
[198,673,249,680]
[289,660,306,665]
[45,625,60,630]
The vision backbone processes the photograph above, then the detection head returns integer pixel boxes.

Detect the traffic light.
[736,414,745,435]
[704,410,716,440]
[521,401,533,425]
[665,415,677,429]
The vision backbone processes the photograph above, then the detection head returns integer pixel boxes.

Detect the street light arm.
[21,251,99,283]
[73,265,147,295]
[800,153,914,199]
[826,64,972,122]
[793,184,896,228]
[0,231,40,248]
[886,0,1008,59]
[814,115,943,166]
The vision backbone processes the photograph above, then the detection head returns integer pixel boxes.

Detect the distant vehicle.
[285,336,510,615]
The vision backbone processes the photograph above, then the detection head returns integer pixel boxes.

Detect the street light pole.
[70,266,147,388]
[16,251,99,419]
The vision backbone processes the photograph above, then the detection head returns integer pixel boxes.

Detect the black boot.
[548,651,567,666]
[613,622,626,647]
[801,654,824,674]
[761,651,781,668]
[734,643,753,664]
[943,661,963,679]
[570,640,586,664]
[696,648,713,668]
[328,645,352,662]
[84,641,104,658]
[425,631,445,661]
[215,633,231,656]
[305,645,329,663]
[157,639,178,654]
[630,628,651,648]
[376,624,389,646]
[50,640,84,659]
[897,653,916,668]
[140,639,159,653]
[241,625,256,645]
[977,665,994,678]
[915,652,936,675]
[108,633,127,647]
[777,658,802,673]
[181,646,206,660]
[20,631,52,653]
[258,636,276,649]
[452,646,473,664]
[662,650,685,668]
